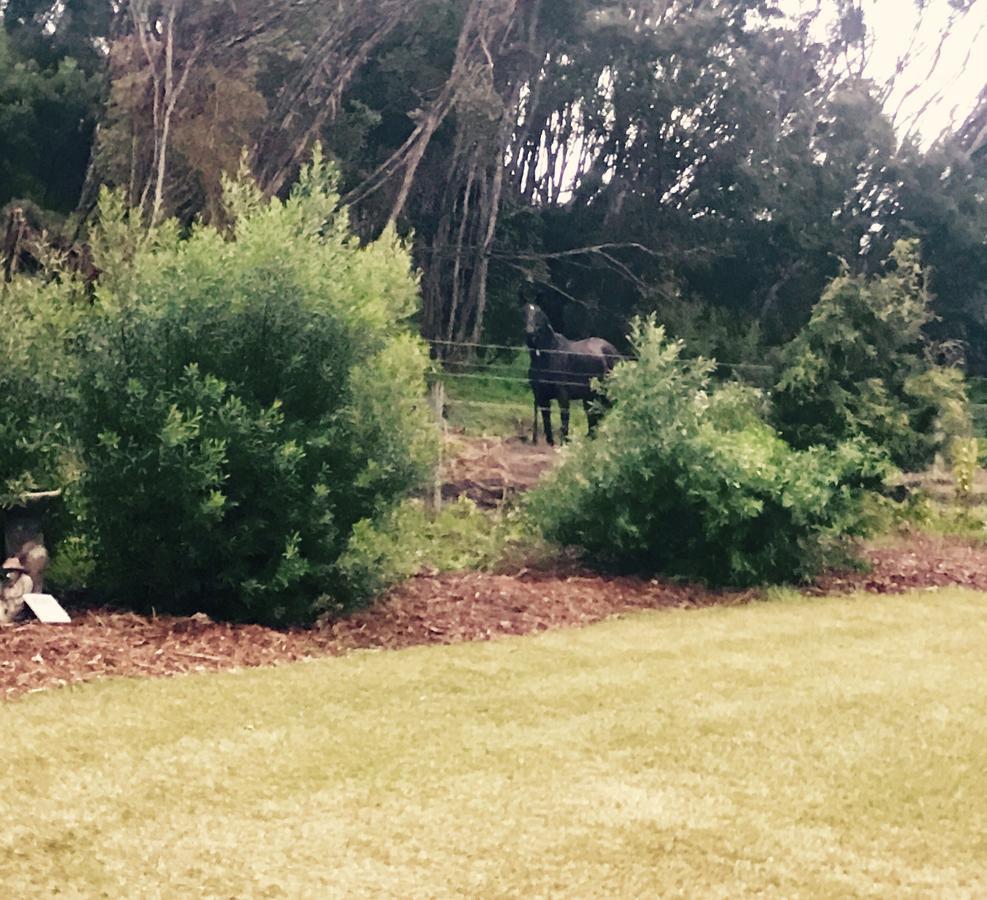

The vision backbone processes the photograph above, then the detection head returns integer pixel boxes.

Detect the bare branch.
[890,9,958,128]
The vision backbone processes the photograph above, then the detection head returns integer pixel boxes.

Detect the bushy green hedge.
[528,320,886,586]
[337,497,542,601]
[67,155,437,623]
[0,277,81,508]
[773,241,969,471]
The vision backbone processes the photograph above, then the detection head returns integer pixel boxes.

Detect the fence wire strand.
[427,338,776,420]
[428,338,772,374]
[438,370,601,390]
[429,337,635,361]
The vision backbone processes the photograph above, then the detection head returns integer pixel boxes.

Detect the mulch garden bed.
[812,532,987,594]
[3,533,985,700]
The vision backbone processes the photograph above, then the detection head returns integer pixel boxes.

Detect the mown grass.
[3,589,986,897]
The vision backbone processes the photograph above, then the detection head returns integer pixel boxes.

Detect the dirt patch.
[440,435,558,507]
[898,466,987,504]
[813,532,987,594]
[4,533,987,700]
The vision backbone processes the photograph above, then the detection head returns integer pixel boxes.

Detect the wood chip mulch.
[811,533,987,594]
[3,533,985,700]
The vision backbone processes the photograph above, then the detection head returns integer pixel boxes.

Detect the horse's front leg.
[532,397,540,444]
[559,396,571,444]
[539,399,554,446]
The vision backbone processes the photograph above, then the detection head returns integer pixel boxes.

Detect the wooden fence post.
[428,378,446,512]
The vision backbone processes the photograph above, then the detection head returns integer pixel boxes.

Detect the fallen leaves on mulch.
[1,574,747,701]
[812,533,987,594]
[0,611,326,701]
[3,533,986,700]
[322,571,748,653]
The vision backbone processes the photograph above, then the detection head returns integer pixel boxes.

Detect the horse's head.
[523,303,553,349]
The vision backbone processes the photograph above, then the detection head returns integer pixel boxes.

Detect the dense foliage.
[0,1,983,610]
[337,497,540,600]
[529,320,886,586]
[2,2,984,370]
[773,241,970,471]
[67,156,436,623]
[0,276,81,508]
[0,31,99,214]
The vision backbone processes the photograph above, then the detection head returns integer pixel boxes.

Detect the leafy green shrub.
[951,437,979,504]
[0,274,84,559]
[73,155,438,624]
[647,294,764,368]
[43,532,97,593]
[528,320,887,586]
[336,496,544,606]
[0,276,78,506]
[773,241,970,470]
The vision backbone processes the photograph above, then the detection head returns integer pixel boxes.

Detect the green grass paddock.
[2,589,986,897]
[440,351,591,437]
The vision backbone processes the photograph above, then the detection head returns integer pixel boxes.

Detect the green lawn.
[3,590,986,897]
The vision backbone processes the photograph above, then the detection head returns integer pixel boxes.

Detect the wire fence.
[421,338,780,509]
[429,337,636,359]
[439,370,604,390]
[430,337,774,374]
[425,344,987,450]
[971,403,987,435]
[422,340,987,511]
[428,338,776,420]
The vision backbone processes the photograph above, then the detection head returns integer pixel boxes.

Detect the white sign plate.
[23,593,71,624]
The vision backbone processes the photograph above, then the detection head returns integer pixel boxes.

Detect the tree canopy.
[1,0,985,367]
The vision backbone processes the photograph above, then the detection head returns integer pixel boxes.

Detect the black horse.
[523,303,619,445]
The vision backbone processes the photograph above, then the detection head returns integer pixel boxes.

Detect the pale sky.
[788,0,987,145]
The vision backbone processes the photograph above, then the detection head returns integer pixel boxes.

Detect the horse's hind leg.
[532,398,540,444]
[585,398,600,435]
[559,398,571,444]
